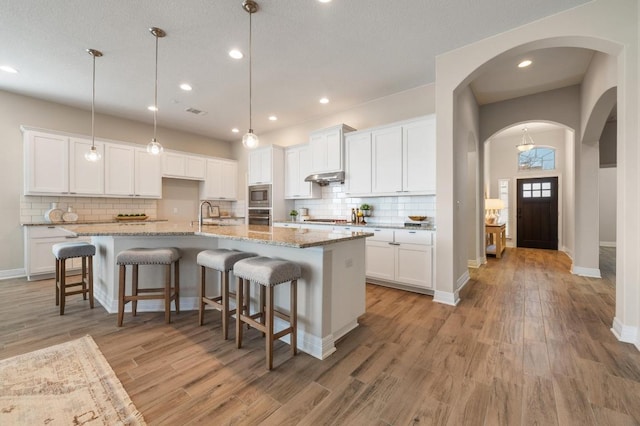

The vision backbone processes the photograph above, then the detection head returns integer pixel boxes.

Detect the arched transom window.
[518,147,556,171]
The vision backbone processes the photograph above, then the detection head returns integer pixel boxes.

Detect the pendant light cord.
[91,53,96,147]
[153,32,159,141]
[248,8,253,132]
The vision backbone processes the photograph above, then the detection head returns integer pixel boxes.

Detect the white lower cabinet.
[364,228,433,290]
[24,226,91,280]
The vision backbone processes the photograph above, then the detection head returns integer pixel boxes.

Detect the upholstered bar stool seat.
[234,256,301,370]
[52,241,96,315]
[116,247,181,326]
[197,249,257,339]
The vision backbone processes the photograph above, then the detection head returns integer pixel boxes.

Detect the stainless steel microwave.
[248,184,271,208]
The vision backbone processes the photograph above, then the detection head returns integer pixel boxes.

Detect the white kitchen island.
[61,222,371,360]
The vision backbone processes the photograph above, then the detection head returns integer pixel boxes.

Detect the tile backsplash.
[21,195,158,223]
[292,182,436,225]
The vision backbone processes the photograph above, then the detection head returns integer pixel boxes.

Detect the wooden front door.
[517,177,558,249]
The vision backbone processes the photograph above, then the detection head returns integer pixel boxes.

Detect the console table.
[486,223,506,258]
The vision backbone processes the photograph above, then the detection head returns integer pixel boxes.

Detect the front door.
[517,177,558,249]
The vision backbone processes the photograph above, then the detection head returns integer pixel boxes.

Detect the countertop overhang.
[59,222,373,249]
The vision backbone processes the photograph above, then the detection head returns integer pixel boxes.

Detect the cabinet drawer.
[395,229,432,245]
[28,226,77,239]
[364,228,394,243]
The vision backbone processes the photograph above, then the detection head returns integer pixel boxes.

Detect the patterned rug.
[0,335,145,425]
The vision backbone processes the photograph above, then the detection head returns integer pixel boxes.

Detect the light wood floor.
[2,247,639,425]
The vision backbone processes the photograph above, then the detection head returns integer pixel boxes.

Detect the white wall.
[0,89,232,272]
[599,167,617,246]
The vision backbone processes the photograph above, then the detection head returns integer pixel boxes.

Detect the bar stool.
[234,256,301,370]
[52,241,95,315]
[197,249,257,339]
[116,247,181,326]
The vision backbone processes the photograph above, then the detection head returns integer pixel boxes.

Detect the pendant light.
[242,0,259,149]
[84,49,103,162]
[147,27,166,155]
[516,127,535,152]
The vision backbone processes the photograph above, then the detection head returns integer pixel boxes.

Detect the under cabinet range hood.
[304,171,345,186]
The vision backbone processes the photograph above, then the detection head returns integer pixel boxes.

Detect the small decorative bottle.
[351,208,356,223]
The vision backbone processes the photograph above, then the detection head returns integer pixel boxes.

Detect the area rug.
[0,335,146,425]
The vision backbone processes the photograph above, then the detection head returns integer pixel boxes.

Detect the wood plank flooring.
[2,247,640,425]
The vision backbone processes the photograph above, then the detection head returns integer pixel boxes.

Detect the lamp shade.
[485,198,504,210]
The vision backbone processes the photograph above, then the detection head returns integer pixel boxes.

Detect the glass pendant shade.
[147,138,163,155]
[85,48,102,162]
[242,130,259,148]
[84,145,101,161]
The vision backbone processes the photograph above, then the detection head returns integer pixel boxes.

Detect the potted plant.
[360,204,372,217]
[289,209,299,222]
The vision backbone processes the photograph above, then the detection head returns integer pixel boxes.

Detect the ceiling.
[0,0,591,143]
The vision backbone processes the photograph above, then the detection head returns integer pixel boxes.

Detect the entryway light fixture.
[242,0,259,149]
[85,48,103,162]
[516,127,535,152]
[147,27,166,155]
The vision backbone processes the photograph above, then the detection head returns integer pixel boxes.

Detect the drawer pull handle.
[389,242,400,246]
[65,235,79,239]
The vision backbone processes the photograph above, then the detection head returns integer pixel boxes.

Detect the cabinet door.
[324,128,342,172]
[69,137,104,195]
[309,132,327,174]
[396,243,432,288]
[284,148,300,198]
[372,126,402,194]
[104,144,135,196]
[365,240,395,281]
[135,149,162,198]
[24,131,69,194]
[403,117,436,193]
[345,132,372,194]
[248,148,271,184]
[219,160,237,200]
[185,156,206,180]
[163,152,186,177]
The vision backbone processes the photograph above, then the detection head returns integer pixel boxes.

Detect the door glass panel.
[542,190,551,197]
[532,183,541,190]
[523,183,531,190]
[542,182,551,189]
[523,191,531,198]
[532,190,541,197]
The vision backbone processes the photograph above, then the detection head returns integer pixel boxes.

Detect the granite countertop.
[274,220,436,231]
[22,218,168,226]
[59,222,373,249]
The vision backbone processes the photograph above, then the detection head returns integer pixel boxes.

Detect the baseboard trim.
[611,317,640,351]
[571,265,602,278]
[0,268,26,280]
[467,256,485,268]
[433,290,460,306]
[599,241,616,247]
[457,270,470,290]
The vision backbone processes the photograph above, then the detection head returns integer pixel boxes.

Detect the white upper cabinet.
[285,144,320,199]
[24,131,69,194]
[345,132,372,194]
[248,146,273,185]
[309,124,355,174]
[134,148,162,198]
[104,143,135,196]
[403,115,436,193]
[69,137,104,195]
[163,151,206,180]
[372,126,403,194]
[201,158,238,200]
[344,115,436,196]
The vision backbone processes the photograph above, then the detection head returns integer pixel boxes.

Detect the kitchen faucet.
[198,200,213,230]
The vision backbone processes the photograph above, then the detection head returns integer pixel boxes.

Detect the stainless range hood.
[304,171,345,186]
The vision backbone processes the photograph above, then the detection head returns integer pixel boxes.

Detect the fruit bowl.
[408,215,427,221]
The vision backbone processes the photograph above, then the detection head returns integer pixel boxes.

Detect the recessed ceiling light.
[318,0,332,3]
[0,65,18,74]
[518,60,532,68]
[319,97,329,104]
[148,105,158,112]
[268,115,277,121]
[231,128,239,133]
[229,49,243,59]
[179,83,192,91]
